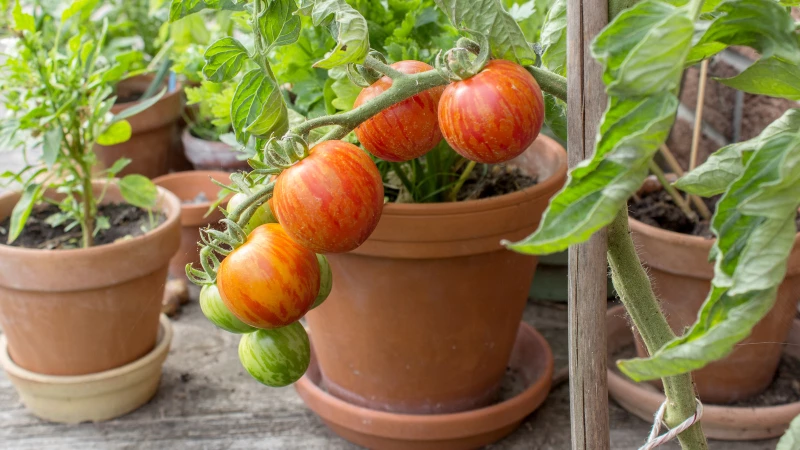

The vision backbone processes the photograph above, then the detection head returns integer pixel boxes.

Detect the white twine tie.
[639,398,704,450]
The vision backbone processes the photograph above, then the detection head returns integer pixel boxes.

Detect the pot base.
[0,315,173,424]
[295,322,553,450]
[607,305,800,441]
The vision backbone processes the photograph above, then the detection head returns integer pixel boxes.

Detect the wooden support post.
[567,0,610,448]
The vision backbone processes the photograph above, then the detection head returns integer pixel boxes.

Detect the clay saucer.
[295,322,554,450]
[607,305,800,441]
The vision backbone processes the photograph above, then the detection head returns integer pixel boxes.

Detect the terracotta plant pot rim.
[152,170,230,226]
[295,322,554,441]
[0,181,181,259]
[112,79,184,131]
[0,314,172,385]
[606,305,800,440]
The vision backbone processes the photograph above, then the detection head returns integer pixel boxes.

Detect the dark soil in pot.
[0,203,165,249]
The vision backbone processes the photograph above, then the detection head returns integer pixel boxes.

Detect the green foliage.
[299,0,370,68]
[203,37,249,82]
[119,174,159,209]
[232,69,289,143]
[538,0,566,141]
[716,57,800,101]
[778,414,800,450]
[169,0,245,22]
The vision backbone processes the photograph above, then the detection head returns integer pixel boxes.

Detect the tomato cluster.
[199,58,544,388]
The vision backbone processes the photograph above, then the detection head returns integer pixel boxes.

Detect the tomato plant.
[273,140,384,254]
[238,322,310,387]
[217,224,320,329]
[438,59,545,164]
[226,193,277,235]
[199,284,256,334]
[354,60,444,162]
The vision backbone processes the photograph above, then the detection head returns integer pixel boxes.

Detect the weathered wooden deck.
[0,294,778,450]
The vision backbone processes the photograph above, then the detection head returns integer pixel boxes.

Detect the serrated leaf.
[540,0,566,76]
[716,57,800,101]
[169,0,246,22]
[12,0,34,32]
[119,175,158,209]
[260,0,302,51]
[42,127,62,167]
[300,0,370,69]
[434,0,536,65]
[231,69,289,144]
[619,108,800,381]
[97,120,132,146]
[7,183,42,244]
[778,414,800,450]
[203,37,249,82]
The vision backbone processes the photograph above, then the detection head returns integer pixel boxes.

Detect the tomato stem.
[448,160,476,202]
[525,66,567,102]
[362,55,404,79]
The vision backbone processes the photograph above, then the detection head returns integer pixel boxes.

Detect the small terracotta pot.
[153,170,230,279]
[0,314,173,424]
[607,306,800,440]
[629,218,800,404]
[95,75,184,178]
[182,129,250,172]
[0,182,181,376]
[305,135,567,414]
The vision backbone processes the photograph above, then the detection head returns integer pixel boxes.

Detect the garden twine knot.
[639,398,704,450]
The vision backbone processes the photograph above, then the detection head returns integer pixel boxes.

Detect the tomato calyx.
[262,133,310,170]
[435,30,491,81]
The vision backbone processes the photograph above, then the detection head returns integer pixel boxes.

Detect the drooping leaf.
[618,108,800,381]
[231,69,289,144]
[543,93,567,141]
[539,0,566,77]
[259,0,302,51]
[119,175,158,209]
[42,127,62,167]
[434,0,537,65]
[778,414,800,450]
[12,0,34,32]
[97,120,132,146]
[169,0,246,22]
[203,37,249,82]
[111,88,167,123]
[7,183,42,244]
[716,57,800,101]
[299,0,370,69]
[506,0,694,255]
[686,0,800,65]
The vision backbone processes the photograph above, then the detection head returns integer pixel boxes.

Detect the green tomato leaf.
[434,0,536,65]
[42,127,62,167]
[7,183,42,244]
[12,0,35,32]
[231,69,289,144]
[260,0,302,51]
[778,414,800,450]
[169,0,246,22]
[716,57,800,101]
[119,174,159,209]
[203,37,249,83]
[300,0,370,69]
[540,0,566,77]
[97,120,132,146]
[543,93,567,142]
[330,77,361,112]
[619,108,800,381]
[686,0,800,66]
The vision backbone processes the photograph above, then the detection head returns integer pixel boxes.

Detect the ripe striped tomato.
[273,140,384,253]
[354,60,444,162]
[216,223,320,329]
[438,59,544,164]
[238,322,310,387]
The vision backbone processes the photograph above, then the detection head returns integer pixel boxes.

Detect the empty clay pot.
[182,129,250,172]
[95,74,184,178]
[629,217,800,404]
[153,170,230,279]
[0,182,181,376]
[305,135,567,414]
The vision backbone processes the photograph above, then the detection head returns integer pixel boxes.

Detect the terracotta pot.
[0,182,181,376]
[630,217,800,404]
[607,306,800,440]
[181,129,250,172]
[305,135,567,414]
[95,74,184,178]
[153,170,230,279]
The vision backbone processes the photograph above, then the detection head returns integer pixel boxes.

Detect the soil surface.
[0,203,165,250]
[613,344,800,407]
[456,164,538,201]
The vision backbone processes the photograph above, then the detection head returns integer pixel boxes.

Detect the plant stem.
[362,55,404,79]
[448,160,476,201]
[607,209,708,450]
[658,144,711,220]
[525,66,567,102]
[648,159,697,221]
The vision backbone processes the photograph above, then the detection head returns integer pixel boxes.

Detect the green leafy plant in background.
[1,1,163,248]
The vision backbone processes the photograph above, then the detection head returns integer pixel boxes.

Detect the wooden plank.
[566,0,611,448]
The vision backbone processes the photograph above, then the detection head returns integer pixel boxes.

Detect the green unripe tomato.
[227,193,278,235]
[199,284,256,334]
[312,254,333,309]
[238,322,311,387]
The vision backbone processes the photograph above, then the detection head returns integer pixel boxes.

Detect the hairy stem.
[362,55,404,79]
[526,66,567,102]
[607,209,708,450]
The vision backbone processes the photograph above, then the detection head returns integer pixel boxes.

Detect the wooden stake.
[689,60,709,171]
